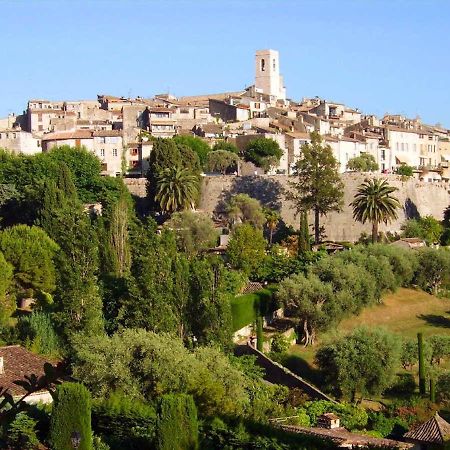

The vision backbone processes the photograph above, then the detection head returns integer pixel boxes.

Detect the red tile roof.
[404,413,450,444]
[0,346,56,397]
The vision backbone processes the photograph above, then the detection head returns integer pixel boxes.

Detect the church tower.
[255,49,286,101]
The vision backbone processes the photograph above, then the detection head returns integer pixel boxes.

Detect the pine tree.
[50,383,93,450]
[287,132,344,244]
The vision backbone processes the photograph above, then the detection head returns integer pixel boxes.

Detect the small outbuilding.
[403,413,450,449]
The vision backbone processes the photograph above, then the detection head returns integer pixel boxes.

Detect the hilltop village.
[1,49,450,182]
[0,49,450,450]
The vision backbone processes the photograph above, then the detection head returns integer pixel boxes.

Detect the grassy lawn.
[282,288,450,386]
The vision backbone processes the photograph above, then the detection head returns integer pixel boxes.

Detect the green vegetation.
[156,394,198,450]
[243,137,283,171]
[396,165,414,177]
[51,382,93,450]
[350,178,400,243]
[226,193,266,228]
[287,132,344,244]
[347,153,379,172]
[230,288,273,331]
[402,215,443,244]
[206,150,239,174]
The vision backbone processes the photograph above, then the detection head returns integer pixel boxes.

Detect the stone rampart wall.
[199,174,450,242]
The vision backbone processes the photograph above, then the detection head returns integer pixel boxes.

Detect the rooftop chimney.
[317,413,340,429]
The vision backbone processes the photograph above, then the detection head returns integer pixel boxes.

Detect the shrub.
[92,391,156,450]
[156,394,198,450]
[18,311,60,357]
[271,334,291,354]
[50,382,93,450]
[230,288,274,331]
[6,412,41,450]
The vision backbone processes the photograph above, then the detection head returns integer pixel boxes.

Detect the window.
[381,149,386,160]
[396,143,399,151]
[273,59,276,71]
[38,113,42,121]
[100,149,105,157]
[112,148,118,157]
[130,148,138,156]
[261,58,265,72]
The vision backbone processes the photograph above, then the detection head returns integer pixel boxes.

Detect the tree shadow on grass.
[417,313,450,329]
[280,354,325,389]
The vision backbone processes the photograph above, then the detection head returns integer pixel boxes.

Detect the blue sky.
[1,0,450,127]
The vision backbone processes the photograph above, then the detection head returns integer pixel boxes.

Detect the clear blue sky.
[1,0,450,127]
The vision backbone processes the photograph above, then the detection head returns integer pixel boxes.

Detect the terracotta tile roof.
[280,425,413,448]
[149,107,173,113]
[92,130,122,137]
[41,130,93,141]
[285,132,310,139]
[0,346,56,397]
[404,413,450,444]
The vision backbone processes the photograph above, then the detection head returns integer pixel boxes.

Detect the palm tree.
[155,167,199,213]
[350,178,401,243]
[263,208,280,245]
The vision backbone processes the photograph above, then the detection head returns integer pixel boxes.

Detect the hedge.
[230,288,275,332]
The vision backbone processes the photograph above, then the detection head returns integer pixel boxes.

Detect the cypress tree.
[56,162,78,200]
[298,210,311,254]
[418,332,426,395]
[430,378,436,402]
[256,315,264,352]
[50,382,93,450]
[156,394,198,450]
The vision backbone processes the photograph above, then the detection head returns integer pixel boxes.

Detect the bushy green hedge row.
[230,288,274,332]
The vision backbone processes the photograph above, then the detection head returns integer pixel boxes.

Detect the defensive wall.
[199,173,450,242]
[124,174,450,242]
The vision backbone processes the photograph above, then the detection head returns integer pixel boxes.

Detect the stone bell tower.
[255,49,286,101]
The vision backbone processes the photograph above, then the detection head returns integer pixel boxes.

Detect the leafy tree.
[277,272,334,346]
[104,193,131,276]
[364,244,417,287]
[71,329,249,417]
[0,225,59,299]
[52,209,104,338]
[287,132,344,244]
[350,178,400,243]
[156,394,198,450]
[177,143,202,176]
[263,208,280,245]
[312,256,377,313]
[414,248,450,295]
[428,335,450,365]
[0,183,19,207]
[50,382,93,450]
[437,373,450,404]
[315,327,401,401]
[165,210,218,256]
[402,215,443,244]
[0,251,14,327]
[212,141,238,154]
[6,412,41,450]
[18,312,60,357]
[396,165,414,177]
[256,315,264,351]
[347,153,379,172]
[226,193,266,229]
[226,224,266,276]
[173,135,211,166]
[189,257,233,348]
[155,167,199,213]
[243,137,283,171]
[206,150,239,174]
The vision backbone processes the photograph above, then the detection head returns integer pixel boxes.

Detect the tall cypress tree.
[156,394,198,450]
[418,332,426,395]
[50,382,93,450]
[298,210,311,254]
